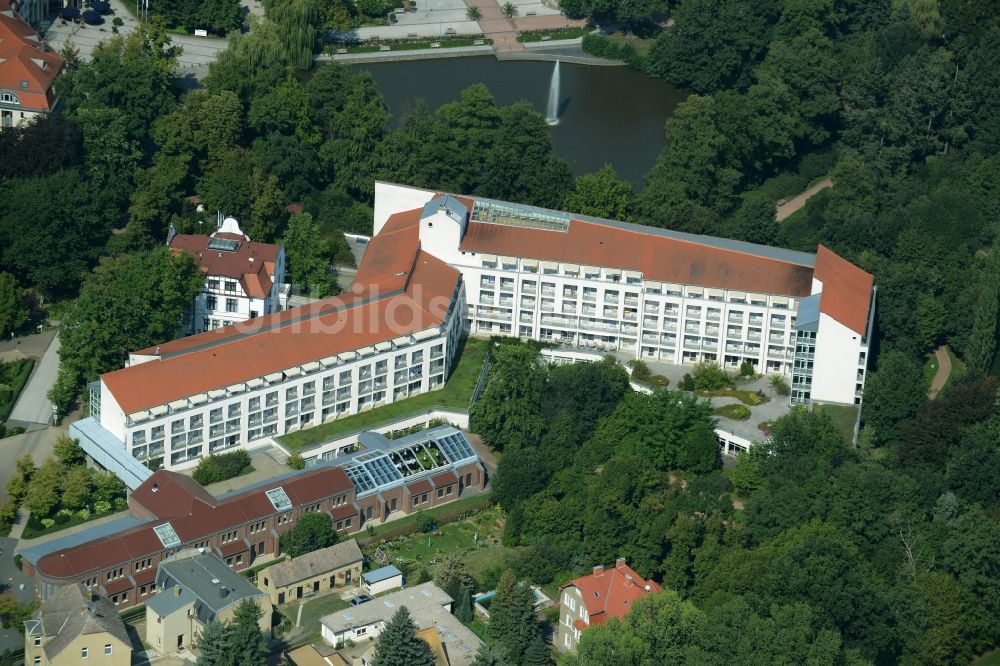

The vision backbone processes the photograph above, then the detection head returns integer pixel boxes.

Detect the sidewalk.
[8,333,59,426]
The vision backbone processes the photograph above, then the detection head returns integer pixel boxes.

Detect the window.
[34,658,40,666]
[82,647,89,658]
[208,278,220,290]
[105,644,113,656]
[33,636,40,646]
[225,281,237,292]
[226,298,238,313]
[207,296,217,310]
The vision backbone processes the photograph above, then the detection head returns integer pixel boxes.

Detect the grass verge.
[517,27,591,43]
[0,359,35,423]
[285,593,353,647]
[335,37,493,54]
[814,403,858,447]
[278,337,488,452]
[359,493,492,545]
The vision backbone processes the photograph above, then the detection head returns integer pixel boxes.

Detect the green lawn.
[922,353,939,386]
[697,388,769,406]
[713,404,751,420]
[360,494,492,544]
[975,649,1000,665]
[814,403,858,446]
[368,505,521,587]
[278,337,489,452]
[284,592,352,647]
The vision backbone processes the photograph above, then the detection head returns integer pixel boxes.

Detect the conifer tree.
[229,599,266,666]
[487,571,537,663]
[194,620,231,666]
[522,633,552,665]
[456,583,474,623]
[371,606,435,666]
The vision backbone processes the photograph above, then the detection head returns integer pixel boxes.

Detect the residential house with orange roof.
[167,216,289,334]
[0,0,61,130]
[556,558,661,653]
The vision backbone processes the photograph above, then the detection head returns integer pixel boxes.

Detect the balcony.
[499,297,513,307]
[540,301,556,312]
[624,296,639,306]
[562,305,577,315]
[622,324,638,335]
[563,288,578,299]
[726,328,742,339]
[643,318,658,329]
[662,322,677,332]
[705,326,720,337]
[623,311,638,322]
[706,313,721,322]
[500,280,516,292]
[582,292,597,303]
[770,319,786,329]
[685,310,702,319]
[684,324,700,334]
[519,314,533,324]
[480,278,496,289]
[642,334,659,344]
[726,344,744,353]
[522,284,537,295]
[479,308,512,321]
[749,317,763,326]
[582,305,596,316]
[769,333,786,344]
[643,305,659,315]
[747,332,761,341]
[683,338,700,349]
[728,313,743,323]
[541,288,556,297]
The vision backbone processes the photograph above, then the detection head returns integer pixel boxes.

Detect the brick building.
[21,426,485,610]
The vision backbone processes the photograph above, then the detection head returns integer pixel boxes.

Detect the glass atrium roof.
[471,200,570,232]
[437,432,477,464]
[265,487,293,512]
[153,522,181,548]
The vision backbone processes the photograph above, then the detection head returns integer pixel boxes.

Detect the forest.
[0,0,998,660]
[470,340,1000,665]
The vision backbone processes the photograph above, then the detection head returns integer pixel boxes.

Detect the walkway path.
[466,0,523,53]
[9,333,59,426]
[928,345,953,400]
[776,177,834,222]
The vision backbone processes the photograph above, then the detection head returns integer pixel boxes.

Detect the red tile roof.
[406,479,432,495]
[103,250,459,414]
[168,233,278,298]
[0,2,62,113]
[813,245,874,335]
[220,540,249,557]
[36,467,355,582]
[566,559,661,626]
[104,577,134,595]
[330,505,357,521]
[431,470,457,488]
[460,218,814,296]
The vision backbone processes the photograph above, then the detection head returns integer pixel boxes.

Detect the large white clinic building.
[375,182,875,407]
[72,182,873,482]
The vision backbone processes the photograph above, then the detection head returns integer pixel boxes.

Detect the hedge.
[192,450,254,485]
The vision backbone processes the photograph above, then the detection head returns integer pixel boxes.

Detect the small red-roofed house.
[0,0,62,130]
[555,558,662,653]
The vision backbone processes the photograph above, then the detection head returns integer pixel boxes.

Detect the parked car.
[351,594,374,606]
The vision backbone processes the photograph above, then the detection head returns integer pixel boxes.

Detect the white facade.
[191,267,287,333]
[376,182,874,406]
[90,291,466,471]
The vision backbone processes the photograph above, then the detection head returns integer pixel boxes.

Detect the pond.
[353,57,686,186]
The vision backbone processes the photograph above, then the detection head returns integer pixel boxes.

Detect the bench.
[526,9,536,15]
[431,42,440,48]
[473,39,484,45]
[541,35,551,41]
[380,45,390,51]
[408,32,418,38]
[336,48,347,54]
[444,28,456,35]
[394,7,404,13]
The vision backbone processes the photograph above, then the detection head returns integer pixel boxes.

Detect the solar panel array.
[437,432,476,464]
[265,487,293,512]
[153,522,181,548]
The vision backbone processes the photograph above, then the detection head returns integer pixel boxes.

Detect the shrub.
[691,362,733,391]
[713,404,751,420]
[113,497,128,511]
[75,508,90,521]
[680,373,695,391]
[415,511,435,533]
[739,361,756,377]
[769,375,790,396]
[40,518,55,529]
[192,450,252,485]
[112,16,123,26]
[629,359,652,383]
[287,452,306,470]
[93,500,112,515]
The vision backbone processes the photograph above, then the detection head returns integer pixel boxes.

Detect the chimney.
[220,586,230,598]
[592,565,604,577]
[615,557,626,569]
[173,586,181,598]
[151,483,159,493]
[644,584,651,591]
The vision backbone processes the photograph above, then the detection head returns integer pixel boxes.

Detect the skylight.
[265,487,292,512]
[436,432,477,464]
[471,200,570,232]
[207,238,240,252]
[153,522,181,548]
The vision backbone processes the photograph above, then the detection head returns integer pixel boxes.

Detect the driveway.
[8,334,59,427]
